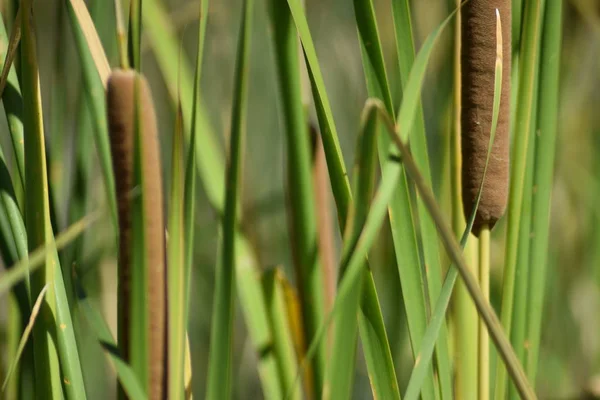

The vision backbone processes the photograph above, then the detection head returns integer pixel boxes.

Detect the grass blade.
[184,0,209,322]
[0,210,102,295]
[205,0,254,397]
[168,98,186,399]
[262,269,302,400]
[76,284,146,400]
[493,1,546,398]
[65,0,118,231]
[404,11,504,396]
[282,3,399,398]
[268,0,326,392]
[1,284,47,391]
[21,9,87,398]
[0,6,21,100]
[354,1,437,399]
[143,0,224,211]
[385,112,536,400]
[284,0,351,225]
[142,3,283,397]
[128,0,142,70]
[67,0,111,87]
[390,3,452,394]
[298,6,461,396]
[325,102,379,399]
[525,0,563,384]
[0,12,25,192]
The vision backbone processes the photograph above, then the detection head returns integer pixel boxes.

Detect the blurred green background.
[1,0,600,398]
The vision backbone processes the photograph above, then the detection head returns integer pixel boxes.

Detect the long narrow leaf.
[404,11,504,396]
[494,1,546,398]
[21,10,87,398]
[268,0,326,391]
[525,0,563,383]
[205,1,254,398]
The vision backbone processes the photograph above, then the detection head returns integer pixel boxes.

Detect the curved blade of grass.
[284,0,351,225]
[391,2,452,397]
[67,0,111,86]
[0,11,25,191]
[493,1,546,398]
[184,0,209,322]
[76,284,146,400]
[143,0,224,211]
[2,284,47,391]
[404,11,504,396]
[128,0,142,70]
[354,1,438,398]
[525,0,563,383]
[325,103,379,399]
[509,73,539,400]
[21,11,87,399]
[65,0,118,231]
[268,0,326,391]
[143,2,282,397]
[0,6,21,100]
[384,114,536,400]
[262,269,302,400]
[168,93,186,400]
[0,210,102,295]
[297,6,463,394]
[283,2,399,398]
[205,1,254,398]
[0,15,29,313]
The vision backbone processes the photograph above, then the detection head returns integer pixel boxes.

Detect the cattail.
[107,69,166,400]
[461,0,511,235]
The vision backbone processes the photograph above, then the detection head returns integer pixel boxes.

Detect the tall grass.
[2,0,592,399]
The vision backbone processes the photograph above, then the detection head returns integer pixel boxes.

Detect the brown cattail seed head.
[461,0,511,235]
[107,69,166,400]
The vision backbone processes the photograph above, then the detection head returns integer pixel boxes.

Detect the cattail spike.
[107,69,166,400]
[461,0,511,235]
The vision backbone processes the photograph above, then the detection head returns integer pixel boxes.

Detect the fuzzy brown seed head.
[107,69,166,400]
[461,0,511,235]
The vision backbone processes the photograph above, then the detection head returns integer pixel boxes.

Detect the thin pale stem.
[479,225,491,400]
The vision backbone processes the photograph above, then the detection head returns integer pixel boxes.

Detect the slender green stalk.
[325,103,378,400]
[281,2,400,397]
[403,12,506,396]
[77,283,146,400]
[128,0,141,70]
[391,4,452,396]
[114,0,129,68]
[494,1,546,398]
[297,9,462,397]
[185,0,209,321]
[65,0,119,232]
[509,79,539,399]
[525,0,563,383]
[205,1,254,398]
[268,0,326,392]
[479,226,490,400]
[0,14,24,193]
[168,102,186,400]
[21,8,87,398]
[143,3,282,397]
[385,115,536,400]
[354,1,435,398]
[450,2,479,397]
[262,269,302,400]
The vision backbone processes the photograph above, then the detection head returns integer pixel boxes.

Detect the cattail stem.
[479,224,491,400]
